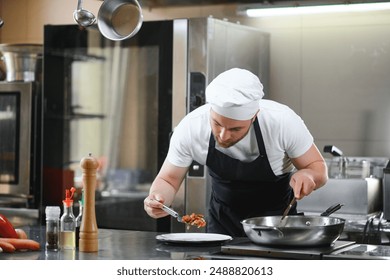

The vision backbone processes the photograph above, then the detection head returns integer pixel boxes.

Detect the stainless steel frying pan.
[241,204,345,247]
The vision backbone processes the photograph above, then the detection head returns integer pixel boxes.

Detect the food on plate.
[0,214,19,238]
[181,213,206,228]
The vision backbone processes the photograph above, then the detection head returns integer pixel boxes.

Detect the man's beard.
[214,136,238,148]
[213,123,253,149]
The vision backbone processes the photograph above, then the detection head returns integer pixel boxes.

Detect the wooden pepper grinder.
[79,153,99,252]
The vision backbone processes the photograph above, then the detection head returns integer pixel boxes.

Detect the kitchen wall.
[1,0,390,158]
[239,12,390,158]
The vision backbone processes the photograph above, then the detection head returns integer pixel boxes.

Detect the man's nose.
[219,128,230,141]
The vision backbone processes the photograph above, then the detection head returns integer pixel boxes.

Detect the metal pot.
[0,44,42,82]
[241,204,345,247]
[97,0,143,41]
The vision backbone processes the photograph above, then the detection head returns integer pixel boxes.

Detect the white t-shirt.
[167,99,314,175]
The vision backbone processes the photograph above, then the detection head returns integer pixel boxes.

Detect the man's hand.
[144,195,169,219]
[289,170,317,199]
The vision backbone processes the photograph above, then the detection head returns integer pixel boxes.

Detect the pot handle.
[320,203,344,216]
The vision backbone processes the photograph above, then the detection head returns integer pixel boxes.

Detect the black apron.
[205,118,296,237]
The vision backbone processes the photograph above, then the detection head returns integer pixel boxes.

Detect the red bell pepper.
[0,214,19,238]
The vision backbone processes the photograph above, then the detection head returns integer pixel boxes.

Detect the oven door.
[0,82,32,198]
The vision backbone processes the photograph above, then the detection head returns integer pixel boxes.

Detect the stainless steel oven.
[0,82,32,196]
[0,81,42,225]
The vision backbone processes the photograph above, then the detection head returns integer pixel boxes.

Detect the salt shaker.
[45,206,61,251]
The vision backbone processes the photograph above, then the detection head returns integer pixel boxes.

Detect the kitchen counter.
[2,226,390,260]
[0,226,222,260]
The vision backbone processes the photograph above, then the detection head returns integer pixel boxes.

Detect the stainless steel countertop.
[3,226,390,260]
[0,226,222,260]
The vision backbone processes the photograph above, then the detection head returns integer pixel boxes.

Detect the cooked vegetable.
[181,213,206,228]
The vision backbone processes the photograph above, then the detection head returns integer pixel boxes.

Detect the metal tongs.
[153,199,183,223]
[279,197,297,226]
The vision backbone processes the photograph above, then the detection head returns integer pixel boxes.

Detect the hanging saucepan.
[0,44,43,82]
[97,0,143,41]
[241,203,345,247]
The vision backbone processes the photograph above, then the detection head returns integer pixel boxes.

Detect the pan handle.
[320,203,344,216]
[250,226,284,237]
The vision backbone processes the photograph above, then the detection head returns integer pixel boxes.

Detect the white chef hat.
[206,68,264,120]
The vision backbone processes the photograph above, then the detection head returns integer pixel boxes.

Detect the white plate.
[156,233,232,244]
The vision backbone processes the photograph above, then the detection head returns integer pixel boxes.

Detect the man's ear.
[251,110,260,123]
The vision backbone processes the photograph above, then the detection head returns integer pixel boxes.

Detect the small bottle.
[75,191,83,248]
[45,206,60,251]
[60,187,76,250]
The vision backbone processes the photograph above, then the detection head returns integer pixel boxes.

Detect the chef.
[144,68,328,237]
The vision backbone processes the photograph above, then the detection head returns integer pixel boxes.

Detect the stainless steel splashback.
[325,156,388,179]
[297,178,382,215]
